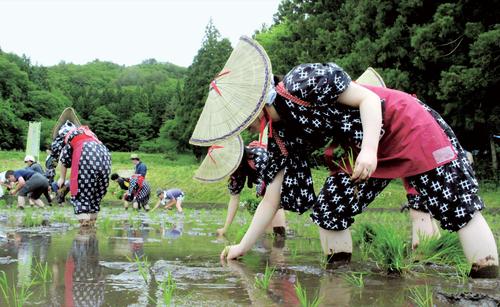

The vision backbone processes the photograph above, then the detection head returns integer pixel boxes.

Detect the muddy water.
[0,207,498,306]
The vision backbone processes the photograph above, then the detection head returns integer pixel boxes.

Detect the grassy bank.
[0,150,498,209]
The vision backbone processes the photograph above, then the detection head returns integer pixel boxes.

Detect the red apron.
[68,127,101,197]
[325,85,456,179]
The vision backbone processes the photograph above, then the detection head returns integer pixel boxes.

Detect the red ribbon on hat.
[208,145,224,164]
[210,70,231,97]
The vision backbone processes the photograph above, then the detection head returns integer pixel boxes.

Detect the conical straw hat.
[193,135,244,182]
[52,107,81,138]
[356,67,386,87]
[189,36,273,146]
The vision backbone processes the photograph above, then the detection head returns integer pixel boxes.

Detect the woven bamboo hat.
[52,107,81,138]
[193,135,244,182]
[189,36,273,146]
[356,67,386,87]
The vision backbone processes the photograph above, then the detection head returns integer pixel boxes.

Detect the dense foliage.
[0,0,498,178]
[0,51,186,151]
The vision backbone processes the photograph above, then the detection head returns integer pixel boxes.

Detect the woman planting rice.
[190,37,498,278]
[48,108,111,227]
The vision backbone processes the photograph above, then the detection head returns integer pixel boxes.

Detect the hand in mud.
[220,244,245,261]
[216,228,226,236]
[57,178,65,189]
[352,148,377,182]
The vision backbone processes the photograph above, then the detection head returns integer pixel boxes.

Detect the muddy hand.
[220,244,244,261]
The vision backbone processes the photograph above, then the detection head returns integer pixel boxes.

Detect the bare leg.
[458,212,498,278]
[319,227,352,264]
[33,198,45,208]
[271,209,286,237]
[175,199,183,213]
[17,196,26,209]
[410,209,439,249]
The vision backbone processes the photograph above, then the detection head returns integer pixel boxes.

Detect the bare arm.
[12,177,25,194]
[151,199,162,211]
[337,82,381,180]
[217,194,240,236]
[58,165,68,188]
[221,170,284,260]
[164,199,176,209]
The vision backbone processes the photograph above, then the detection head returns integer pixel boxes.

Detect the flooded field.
[0,205,499,306]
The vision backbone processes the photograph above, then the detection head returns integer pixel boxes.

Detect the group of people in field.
[0,109,185,227]
[0,36,497,279]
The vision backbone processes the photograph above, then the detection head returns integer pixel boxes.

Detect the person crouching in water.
[110,173,132,210]
[152,188,185,213]
[124,174,151,211]
[48,108,111,227]
[5,168,49,209]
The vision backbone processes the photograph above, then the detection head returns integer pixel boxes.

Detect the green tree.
[89,106,127,150]
[171,20,233,155]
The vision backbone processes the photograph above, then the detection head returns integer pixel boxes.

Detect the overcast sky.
[0,0,281,67]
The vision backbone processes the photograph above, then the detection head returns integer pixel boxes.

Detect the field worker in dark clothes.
[5,168,49,209]
[110,173,132,210]
[124,175,151,211]
[130,154,147,177]
[24,155,44,174]
[24,155,53,206]
[190,37,498,278]
[193,136,286,237]
[152,188,185,213]
[48,108,111,227]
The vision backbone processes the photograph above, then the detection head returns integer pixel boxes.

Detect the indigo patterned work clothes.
[127,176,151,208]
[51,121,111,215]
[264,63,484,232]
[228,146,269,196]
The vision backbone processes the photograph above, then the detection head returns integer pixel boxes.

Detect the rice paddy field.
[0,150,499,306]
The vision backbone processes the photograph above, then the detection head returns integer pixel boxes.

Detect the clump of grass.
[408,284,433,307]
[369,224,410,274]
[51,211,66,223]
[98,216,114,233]
[159,272,176,306]
[341,272,366,288]
[455,262,472,284]
[294,279,322,307]
[0,270,34,307]
[254,263,275,290]
[22,211,44,227]
[413,231,464,266]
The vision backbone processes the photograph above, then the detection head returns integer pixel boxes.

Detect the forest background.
[0,0,498,180]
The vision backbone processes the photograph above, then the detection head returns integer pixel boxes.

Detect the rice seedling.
[21,210,44,227]
[408,284,433,307]
[254,262,276,290]
[413,232,464,266]
[369,224,411,274]
[127,255,151,284]
[454,261,472,284]
[159,272,176,306]
[0,270,34,307]
[51,211,66,223]
[98,216,114,233]
[294,279,322,307]
[341,272,366,288]
[33,260,52,284]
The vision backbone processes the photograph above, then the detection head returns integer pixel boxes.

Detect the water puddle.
[0,206,498,306]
